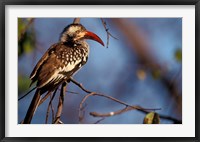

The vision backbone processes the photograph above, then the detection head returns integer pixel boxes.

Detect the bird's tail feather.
[23,89,41,124]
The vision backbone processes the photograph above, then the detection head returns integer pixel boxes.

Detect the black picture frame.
[0,0,199,142]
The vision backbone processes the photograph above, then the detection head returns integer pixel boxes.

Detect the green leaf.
[18,18,26,38]
[18,75,31,95]
[175,49,182,63]
[23,39,34,53]
[143,112,160,124]
[18,18,35,57]
[151,69,161,79]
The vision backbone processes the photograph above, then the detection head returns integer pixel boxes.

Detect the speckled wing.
[29,43,58,86]
[30,43,87,91]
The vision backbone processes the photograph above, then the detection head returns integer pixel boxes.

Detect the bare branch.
[90,106,182,124]
[50,94,55,123]
[101,18,118,48]
[45,88,58,124]
[39,91,51,105]
[69,77,182,124]
[90,106,160,117]
[94,118,105,124]
[53,82,67,124]
[78,92,161,123]
[78,93,94,123]
[58,88,80,95]
[73,18,80,24]
[69,77,91,93]
[54,119,64,124]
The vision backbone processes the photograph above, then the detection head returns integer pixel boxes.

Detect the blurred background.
[18,18,182,124]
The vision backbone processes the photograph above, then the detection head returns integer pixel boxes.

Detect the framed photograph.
[0,0,199,141]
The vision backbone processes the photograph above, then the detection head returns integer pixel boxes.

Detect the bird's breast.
[56,46,89,74]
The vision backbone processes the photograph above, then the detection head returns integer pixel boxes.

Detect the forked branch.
[69,77,181,124]
[101,18,118,48]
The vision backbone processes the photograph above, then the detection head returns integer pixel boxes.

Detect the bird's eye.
[67,34,73,40]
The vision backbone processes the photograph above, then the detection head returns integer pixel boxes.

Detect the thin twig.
[101,18,118,48]
[90,106,160,117]
[71,78,161,121]
[45,88,58,124]
[90,107,182,123]
[39,91,51,105]
[73,18,80,24]
[94,117,105,124]
[39,89,79,107]
[70,77,182,124]
[58,88,80,95]
[69,77,91,93]
[78,92,161,122]
[53,82,67,124]
[50,94,55,123]
[45,92,52,124]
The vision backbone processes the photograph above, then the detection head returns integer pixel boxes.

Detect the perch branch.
[69,78,181,124]
[45,88,58,124]
[78,92,161,123]
[69,77,91,93]
[53,82,67,124]
[90,106,182,124]
[39,91,51,106]
[90,106,159,117]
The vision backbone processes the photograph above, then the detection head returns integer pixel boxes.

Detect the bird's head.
[60,24,104,46]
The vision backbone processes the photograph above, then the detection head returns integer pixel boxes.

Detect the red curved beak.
[84,31,104,46]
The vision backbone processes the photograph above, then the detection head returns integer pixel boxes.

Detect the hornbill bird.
[23,23,104,124]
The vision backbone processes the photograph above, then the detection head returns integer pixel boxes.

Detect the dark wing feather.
[29,43,58,85]
[36,53,64,88]
[30,42,87,94]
